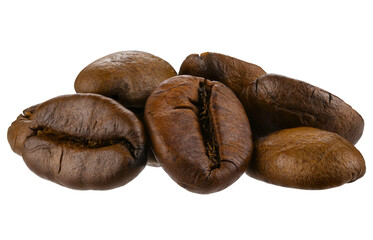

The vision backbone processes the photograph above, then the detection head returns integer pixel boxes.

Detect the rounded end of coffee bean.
[179,53,207,76]
[179,51,266,99]
[7,105,39,155]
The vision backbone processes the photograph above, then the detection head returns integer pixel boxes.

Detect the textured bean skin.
[75,51,176,108]
[7,105,38,155]
[179,52,266,98]
[241,74,364,144]
[8,94,147,190]
[145,75,252,194]
[247,127,366,189]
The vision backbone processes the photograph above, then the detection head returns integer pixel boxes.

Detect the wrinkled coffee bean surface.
[8,104,38,155]
[145,75,253,194]
[8,50,366,193]
[8,94,147,190]
[241,74,364,144]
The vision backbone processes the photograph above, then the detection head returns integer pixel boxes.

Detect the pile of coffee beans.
[7,51,366,193]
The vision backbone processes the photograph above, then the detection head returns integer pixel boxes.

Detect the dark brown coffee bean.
[241,74,364,144]
[74,51,177,108]
[179,52,266,98]
[8,94,147,190]
[145,75,253,194]
[247,127,366,189]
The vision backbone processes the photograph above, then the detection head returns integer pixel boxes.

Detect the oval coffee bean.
[75,51,177,108]
[145,75,253,194]
[179,52,266,98]
[8,94,147,190]
[247,127,366,189]
[241,74,364,144]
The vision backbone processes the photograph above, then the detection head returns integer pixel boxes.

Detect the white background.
[1,1,372,239]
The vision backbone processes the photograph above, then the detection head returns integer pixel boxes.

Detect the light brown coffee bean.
[247,127,366,189]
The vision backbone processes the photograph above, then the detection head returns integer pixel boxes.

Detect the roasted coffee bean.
[75,51,177,108]
[179,52,266,98]
[145,75,253,194]
[7,94,147,190]
[241,74,364,144]
[247,127,366,189]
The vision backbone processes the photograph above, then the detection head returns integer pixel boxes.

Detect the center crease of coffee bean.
[198,80,221,169]
[31,127,137,159]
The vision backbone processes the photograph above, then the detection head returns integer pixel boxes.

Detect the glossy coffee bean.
[241,74,364,144]
[75,51,177,108]
[247,127,366,189]
[145,75,253,194]
[179,52,266,98]
[8,94,147,190]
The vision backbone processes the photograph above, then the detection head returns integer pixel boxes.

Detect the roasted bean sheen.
[248,127,366,189]
[75,51,176,108]
[7,94,147,190]
[145,75,253,194]
[241,74,364,144]
[179,52,266,97]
